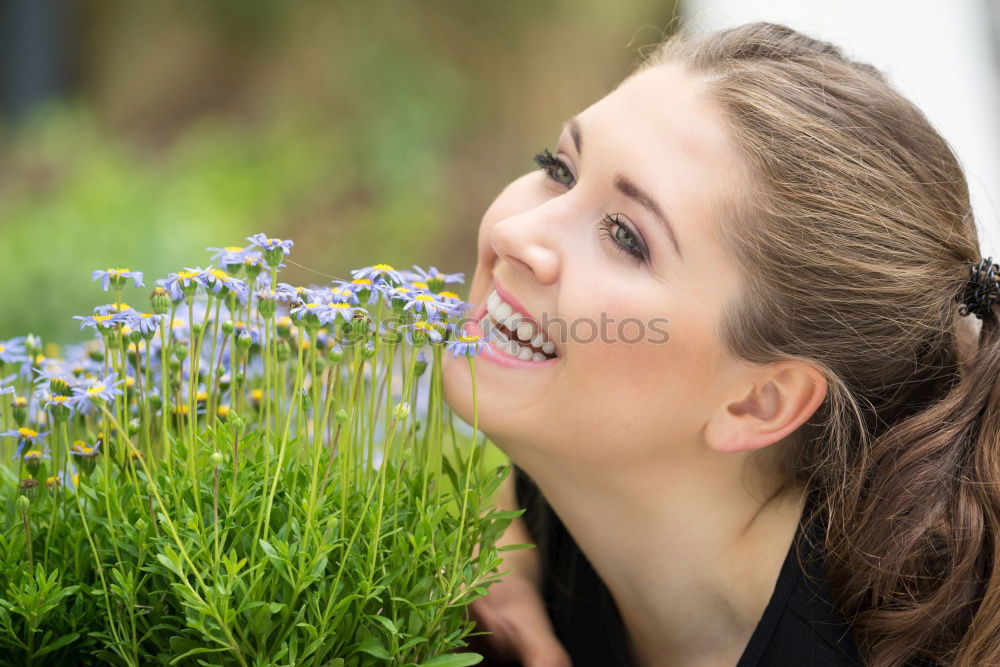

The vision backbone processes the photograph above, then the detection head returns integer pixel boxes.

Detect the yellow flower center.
[86,384,105,396]
[50,396,69,404]
[94,315,114,323]
[225,246,243,253]
[331,303,351,309]
[251,389,263,401]
[178,270,200,280]
[0,345,5,354]
[352,279,372,286]
[217,405,231,417]
[196,391,208,401]
[415,295,436,302]
[304,303,320,309]
[18,428,37,438]
[109,268,130,275]
[14,397,27,407]
[372,263,395,271]
[25,449,42,459]
[457,335,481,343]
[438,291,460,299]
[410,281,429,289]
[47,476,59,487]
[395,288,411,295]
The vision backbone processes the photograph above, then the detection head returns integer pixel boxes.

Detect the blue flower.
[1,426,49,460]
[68,372,124,414]
[328,285,361,305]
[0,337,27,364]
[161,268,209,300]
[403,265,465,288]
[126,311,164,337]
[246,233,294,255]
[401,320,445,345]
[351,264,405,287]
[74,312,128,331]
[203,268,249,298]
[207,245,250,267]
[402,292,451,319]
[93,302,135,316]
[246,233,293,268]
[273,282,299,303]
[446,334,488,358]
[91,268,144,291]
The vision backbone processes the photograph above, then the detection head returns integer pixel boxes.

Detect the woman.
[440,21,1000,667]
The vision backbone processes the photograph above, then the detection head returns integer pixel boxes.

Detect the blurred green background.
[0,0,678,343]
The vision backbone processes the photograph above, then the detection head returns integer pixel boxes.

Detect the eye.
[599,213,648,264]
[533,149,575,187]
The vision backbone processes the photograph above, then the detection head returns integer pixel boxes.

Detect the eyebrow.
[564,116,683,260]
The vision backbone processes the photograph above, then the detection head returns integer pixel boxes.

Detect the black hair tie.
[956,257,1000,320]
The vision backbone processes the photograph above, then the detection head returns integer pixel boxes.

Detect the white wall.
[682,0,1000,258]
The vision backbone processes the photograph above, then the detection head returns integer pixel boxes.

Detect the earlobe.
[703,365,827,454]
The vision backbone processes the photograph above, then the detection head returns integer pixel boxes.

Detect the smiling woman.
[441,19,1000,667]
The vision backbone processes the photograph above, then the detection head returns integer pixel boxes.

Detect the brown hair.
[634,21,1000,667]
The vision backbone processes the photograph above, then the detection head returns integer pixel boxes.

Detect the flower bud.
[23,449,43,476]
[327,343,344,364]
[276,340,291,363]
[360,341,375,360]
[427,274,446,293]
[237,331,253,350]
[190,322,204,337]
[335,408,349,424]
[128,418,141,437]
[173,345,188,361]
[263,246,284,269]
[229,412,246,432]
[88,348,105,363]
[50,377,71,396]
[414,352,428,377]
[148,393,163,413]
[392,402,410,420]
[25,334,42,358]
[135,518,148,535]
[245,257,263,279]
[130,329,143,345]
[168,358,182,373]
[12,397,27,426]
[258,296,276,319]
[211,451,224,468]
[18,478,39,501]
[217,404,230,422]
[16,494,30,512]
[150,287,172,314]
[218,374,231,391]
[221,320,235,336]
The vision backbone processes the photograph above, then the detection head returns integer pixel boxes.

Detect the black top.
[513,465,865,666]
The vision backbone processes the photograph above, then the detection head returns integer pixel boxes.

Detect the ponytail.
[826,266,1000,666]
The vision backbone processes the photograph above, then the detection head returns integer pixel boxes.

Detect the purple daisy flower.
[1,426,49,459]
[207,245,250,267]
[91,268,144,291]
[351,263,405,287]
[126,311,164,337]
[403,265,465,287]
[446,334,488,358]
[74,312,128,331]
[161,268,209,300]
[401,320,445,345]
[246,233,294,255]
[0,337,27,364]
[68,372,125,414]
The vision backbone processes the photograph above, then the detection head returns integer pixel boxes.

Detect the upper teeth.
[484,289,557,359]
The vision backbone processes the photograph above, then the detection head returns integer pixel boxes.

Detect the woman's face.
[441,62,749,470]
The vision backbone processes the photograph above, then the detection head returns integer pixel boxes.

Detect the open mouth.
[480,288,558,362]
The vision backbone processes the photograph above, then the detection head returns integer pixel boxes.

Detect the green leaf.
[34,632,81,657]
[368,614,399,636]
[356,637,393,661]
[418,653,484,667]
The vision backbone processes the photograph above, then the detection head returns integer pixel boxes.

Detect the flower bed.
[0,235,512,666]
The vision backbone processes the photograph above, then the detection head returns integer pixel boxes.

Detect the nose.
[489,201,563,286]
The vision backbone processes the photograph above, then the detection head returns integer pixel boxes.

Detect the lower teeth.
[484,316,555,361]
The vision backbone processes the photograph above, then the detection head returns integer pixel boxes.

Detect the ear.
[703,361,827,454]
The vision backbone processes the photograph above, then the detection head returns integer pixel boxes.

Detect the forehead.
[573,62,743,251]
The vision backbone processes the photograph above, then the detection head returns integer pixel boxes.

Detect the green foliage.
[0,422,517,665]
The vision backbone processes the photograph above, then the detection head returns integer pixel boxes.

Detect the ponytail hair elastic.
[956,257,1000,320]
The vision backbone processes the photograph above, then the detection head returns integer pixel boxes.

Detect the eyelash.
[532,148,649,264]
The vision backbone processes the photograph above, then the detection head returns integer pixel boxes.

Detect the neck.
[513,442,808,666]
